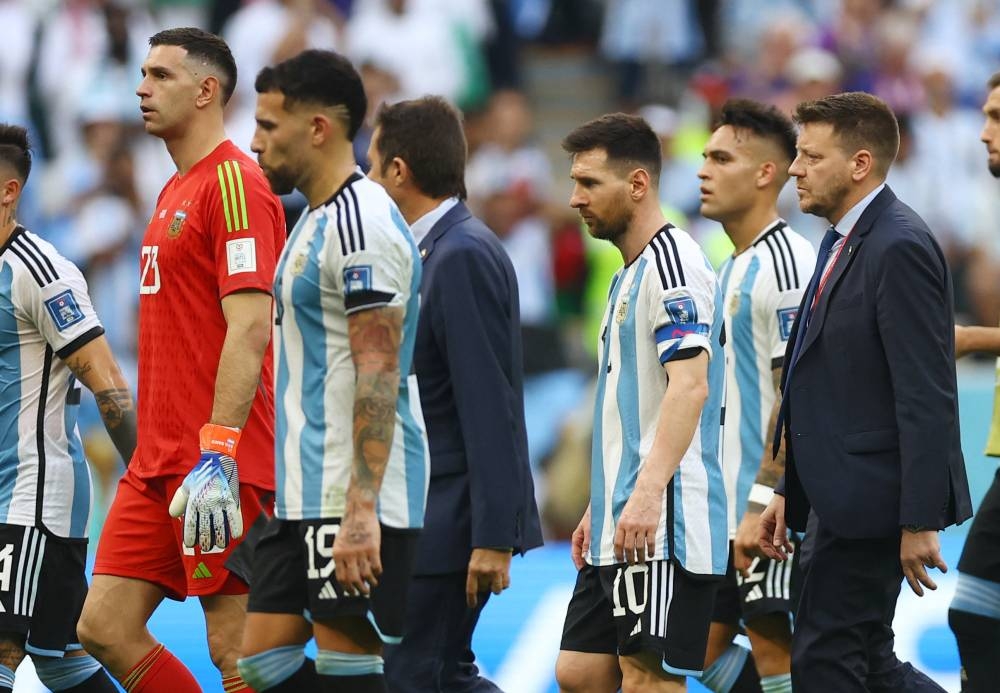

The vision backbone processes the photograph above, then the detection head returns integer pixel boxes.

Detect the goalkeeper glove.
[169,423,244,551]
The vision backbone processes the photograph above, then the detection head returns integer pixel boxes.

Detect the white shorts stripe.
[764,559,776,600]
[649,561,659,637]
[661,562,674,637]
[12,526,29,615]
[26,533,46,616]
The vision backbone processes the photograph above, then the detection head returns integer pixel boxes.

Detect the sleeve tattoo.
[65,355,137,464]
[348,307,402,505]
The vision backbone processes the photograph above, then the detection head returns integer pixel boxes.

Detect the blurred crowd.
[5,0,999,538]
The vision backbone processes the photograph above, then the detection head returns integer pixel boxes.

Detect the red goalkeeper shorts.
[94,469,271,599]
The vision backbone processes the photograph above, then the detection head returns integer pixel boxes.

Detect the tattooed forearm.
[347,306,403,506]
[94,388,137,464]
[64,356,93,381]
[748,367,785,514]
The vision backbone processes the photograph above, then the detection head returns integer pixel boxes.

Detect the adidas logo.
[318,580,338,600]
[192,562,213,579]
[629,619,641,637]
[745,585,763,602]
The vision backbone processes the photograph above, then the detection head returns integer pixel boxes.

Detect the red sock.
[122,644,201,693]
[223,674,254,692]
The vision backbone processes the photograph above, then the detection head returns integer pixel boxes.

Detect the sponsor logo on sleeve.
[44,290,85,331]
[343,265,372,295]
[226,238,257,275]
[777,307,798,341]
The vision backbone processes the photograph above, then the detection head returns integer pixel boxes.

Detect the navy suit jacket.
[776,186,971,538]
[411,201,543,576]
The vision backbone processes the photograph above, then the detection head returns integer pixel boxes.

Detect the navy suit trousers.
[385,572,502,693]
[792,520,944,692]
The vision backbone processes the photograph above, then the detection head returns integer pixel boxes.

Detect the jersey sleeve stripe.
[775,229,801,288]
[756,236,785,292]
[19,233,58,279]
[347,186,366,250]
[222,161,243,232]
[9,244,49,286]
[334,197,349,255]
[232,161,249,231]
[216,164,235,233]
[663,229,686,286]
[652,235,678,289]
[650,237,670,289]
[769,235,793,290]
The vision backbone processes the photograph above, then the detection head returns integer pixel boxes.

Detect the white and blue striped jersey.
[589,224,727,577]
[0,227,103,538]
[273,171,428,528]
[718,220,815,536]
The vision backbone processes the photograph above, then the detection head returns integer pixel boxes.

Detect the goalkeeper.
[76,27,285,693]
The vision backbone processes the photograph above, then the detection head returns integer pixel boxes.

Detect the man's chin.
[989,161,1000,178]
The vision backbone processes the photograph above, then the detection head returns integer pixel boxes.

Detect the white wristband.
[748,483,775,507]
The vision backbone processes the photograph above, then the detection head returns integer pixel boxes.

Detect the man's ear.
[851,149,874,181]
[0,177,21,207]
[629,167,652,201]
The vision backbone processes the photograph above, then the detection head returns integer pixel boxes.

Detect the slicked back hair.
[149,27,237,104]
[717,98,798,165]
[989,71,1000,90]
[794,92,899,176]
[255,50,367,142]
[562,113,662,183]
[374,96,467,200]
[0,124,31,182]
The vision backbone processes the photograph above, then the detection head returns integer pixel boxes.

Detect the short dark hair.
[255,50,367,141]
[0,124,31,182]
[989,71,1000,90]
[794,92,899,174]
[373,97,467,200]
[561,113,662,182]
[717,98,797,164]
[150,27,237,104]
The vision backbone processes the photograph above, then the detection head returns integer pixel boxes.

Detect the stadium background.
[2,0,999,690]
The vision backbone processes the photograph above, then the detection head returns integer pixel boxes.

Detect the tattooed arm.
[63,335,137,464]
[733,366,784,573]
[333,305,403,596]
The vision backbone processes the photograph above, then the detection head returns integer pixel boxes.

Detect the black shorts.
[713,539,800,626]
[247,517,419,642]
[958,467,1000,580]
[560,561,719,676]
[0,524,88,656]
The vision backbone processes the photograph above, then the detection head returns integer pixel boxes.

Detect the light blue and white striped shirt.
[0,227,102,538]
[717,220,815,536]
[589,223,727,576]
[272,172,428,527]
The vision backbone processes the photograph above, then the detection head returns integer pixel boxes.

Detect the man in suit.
[758,91,972,692]
[366,95,543,692]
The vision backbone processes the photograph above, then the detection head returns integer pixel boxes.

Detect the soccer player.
[555,113,727,693]
[697,99,815,693]
[0,124,131,692]
[366,95,543,692]
[76,28,286,693]
[948,70,1000,693]
[236,49,427,693]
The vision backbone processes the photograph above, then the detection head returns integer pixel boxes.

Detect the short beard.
[587,205,632,244]
[990,161,1000,178]
[264,166,297,196]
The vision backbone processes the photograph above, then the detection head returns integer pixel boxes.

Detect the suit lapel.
[799,186,897,355]
[418,201,473,262]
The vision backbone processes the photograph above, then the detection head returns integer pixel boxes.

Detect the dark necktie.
[772,225,841,455]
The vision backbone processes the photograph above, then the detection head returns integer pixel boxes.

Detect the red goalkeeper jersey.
[134,140,285,488]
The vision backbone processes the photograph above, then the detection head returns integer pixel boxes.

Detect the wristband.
[748,483,775,507]
[199,423,241,457]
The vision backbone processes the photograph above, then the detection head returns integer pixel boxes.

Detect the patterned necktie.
[772,225,841,455]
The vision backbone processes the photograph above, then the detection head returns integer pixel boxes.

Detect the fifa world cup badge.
[729,292,740,316]
[292,253,307,275]
[616,296,629,324]
[167,210,187,239]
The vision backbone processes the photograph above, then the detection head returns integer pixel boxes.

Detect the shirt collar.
[409,197,460,246]
[832,183,885,236]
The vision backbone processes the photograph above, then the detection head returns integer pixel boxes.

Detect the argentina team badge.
[167,210,187,239]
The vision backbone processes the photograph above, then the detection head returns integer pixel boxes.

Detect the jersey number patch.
[140,245,161,295]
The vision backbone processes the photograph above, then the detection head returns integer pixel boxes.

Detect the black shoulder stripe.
[650,236,670,289]
[346,185,365,251]
[334,196,349,256]
[20,233,58,280]
[9,244,47,287]
[771,234,793,291]
[756,236,784,292]
[12,236,56,284]
[775,228,801,288]
[653,235,678,288]
[662,228,686,286]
